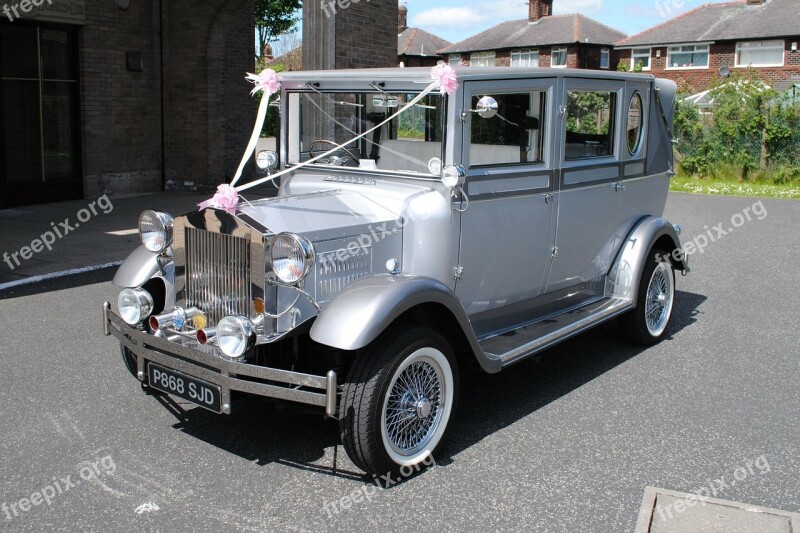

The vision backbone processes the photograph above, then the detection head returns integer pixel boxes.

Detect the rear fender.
[607,216,688,304]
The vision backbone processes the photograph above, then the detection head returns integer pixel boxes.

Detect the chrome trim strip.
[325,370,337,418]
[102,301,111,336]
[490,298,633,368]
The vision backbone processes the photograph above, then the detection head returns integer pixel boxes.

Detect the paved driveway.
[0,193,798,531]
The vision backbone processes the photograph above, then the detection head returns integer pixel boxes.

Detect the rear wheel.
[619,248,676,346]
[340,326,458,476]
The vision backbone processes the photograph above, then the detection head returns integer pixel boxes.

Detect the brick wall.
[80,0,255,198]
[80,0,163,198]
[618,40,800,93]
[162,0,254,190]
[304,0,396,70]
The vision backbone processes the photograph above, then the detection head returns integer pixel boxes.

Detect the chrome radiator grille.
[184,227,252,327]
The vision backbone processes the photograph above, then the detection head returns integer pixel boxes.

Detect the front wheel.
[619,248,676,346]
[340,326,458,476]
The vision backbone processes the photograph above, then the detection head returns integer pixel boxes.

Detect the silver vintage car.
[103,67,689,476]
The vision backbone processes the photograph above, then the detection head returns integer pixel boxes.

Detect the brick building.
[615,0,800,93]
[303,0,397,70]
[397,4,451,68]
[0,0,255,208]
[438,0,626,70]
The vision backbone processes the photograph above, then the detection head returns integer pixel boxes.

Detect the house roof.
[439,14,627,54]
[399,28,451,57]
[617,0,800,48]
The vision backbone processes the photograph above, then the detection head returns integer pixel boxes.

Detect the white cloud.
[412,7,484,29]
[555,0,604,14]
[475,0,528,21]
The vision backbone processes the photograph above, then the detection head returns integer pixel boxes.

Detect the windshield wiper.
[305,83,364,108]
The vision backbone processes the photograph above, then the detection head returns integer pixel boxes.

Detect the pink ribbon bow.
[245,69,281,96]
[431,63,458,96]
[198,184,240,213]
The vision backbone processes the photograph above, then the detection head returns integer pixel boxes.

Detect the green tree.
[256,0,302,60]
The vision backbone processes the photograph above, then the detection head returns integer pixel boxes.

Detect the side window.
[565,90,616,160]
[627,92,644,156]
[469,91,546,167]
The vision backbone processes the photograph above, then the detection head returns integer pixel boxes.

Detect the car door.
[545,77,624,294]
[455,78,557,337]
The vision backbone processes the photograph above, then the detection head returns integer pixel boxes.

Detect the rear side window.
[469,91,546,167]
[627,92,644,156]
[565,90,616,160]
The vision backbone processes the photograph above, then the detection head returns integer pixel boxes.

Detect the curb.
[0,261,123,292]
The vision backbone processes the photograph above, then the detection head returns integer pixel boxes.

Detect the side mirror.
[475,96,498,119]
[256,150,279,172]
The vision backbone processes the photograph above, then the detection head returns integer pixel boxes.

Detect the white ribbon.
[230,93,272,187]
[235,81,440,193]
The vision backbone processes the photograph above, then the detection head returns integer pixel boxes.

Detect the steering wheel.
[309,140,361,167]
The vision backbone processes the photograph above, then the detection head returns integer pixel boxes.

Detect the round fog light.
[118,288,154,325]
[216,316,256,360]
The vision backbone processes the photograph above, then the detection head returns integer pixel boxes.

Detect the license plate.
[147,363,222,413]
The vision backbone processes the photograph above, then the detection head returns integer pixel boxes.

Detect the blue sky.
[404,0,736,43]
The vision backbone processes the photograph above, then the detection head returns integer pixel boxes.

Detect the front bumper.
[102,302,337,416]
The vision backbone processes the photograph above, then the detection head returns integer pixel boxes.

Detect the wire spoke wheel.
[619,248,678,346]
[644,261,674,337]
[382,357,445,457]
[340,327,458,475]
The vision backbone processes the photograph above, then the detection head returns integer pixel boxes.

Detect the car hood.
[236,189,401,241]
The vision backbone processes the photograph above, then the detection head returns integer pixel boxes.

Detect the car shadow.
[162,290,706,485]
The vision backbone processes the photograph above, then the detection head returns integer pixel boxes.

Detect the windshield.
[286,91,445,175]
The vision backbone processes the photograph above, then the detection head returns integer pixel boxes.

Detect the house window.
[667,44,709,69]
[565,90,616,160]
[449,54,462,66]
[600,48,610,69]
[551,47,567,68]
[735,40,785,67]
[631,48,651,71]
[511,49,540,68]
[470,51,496,67]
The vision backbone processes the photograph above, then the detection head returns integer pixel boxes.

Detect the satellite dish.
[719,66,731,78]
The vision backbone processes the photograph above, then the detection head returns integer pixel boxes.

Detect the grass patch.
[671,175,800,199]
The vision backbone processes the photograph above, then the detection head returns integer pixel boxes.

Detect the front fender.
[608,216,688,303]
[309,274,482,354]
[112,246,168,288]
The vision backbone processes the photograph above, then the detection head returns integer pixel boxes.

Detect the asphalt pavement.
[0,192,798,532]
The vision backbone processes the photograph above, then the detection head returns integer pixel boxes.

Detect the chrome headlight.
[216,316,256,360]
[118,288,154,325]
[270,233,315,284]
[138,210,173,253]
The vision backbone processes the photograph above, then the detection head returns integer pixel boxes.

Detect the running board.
[480,297,633,369]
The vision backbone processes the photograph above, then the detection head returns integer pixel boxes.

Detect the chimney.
[399,3,408,33]
[529,0,554,22]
